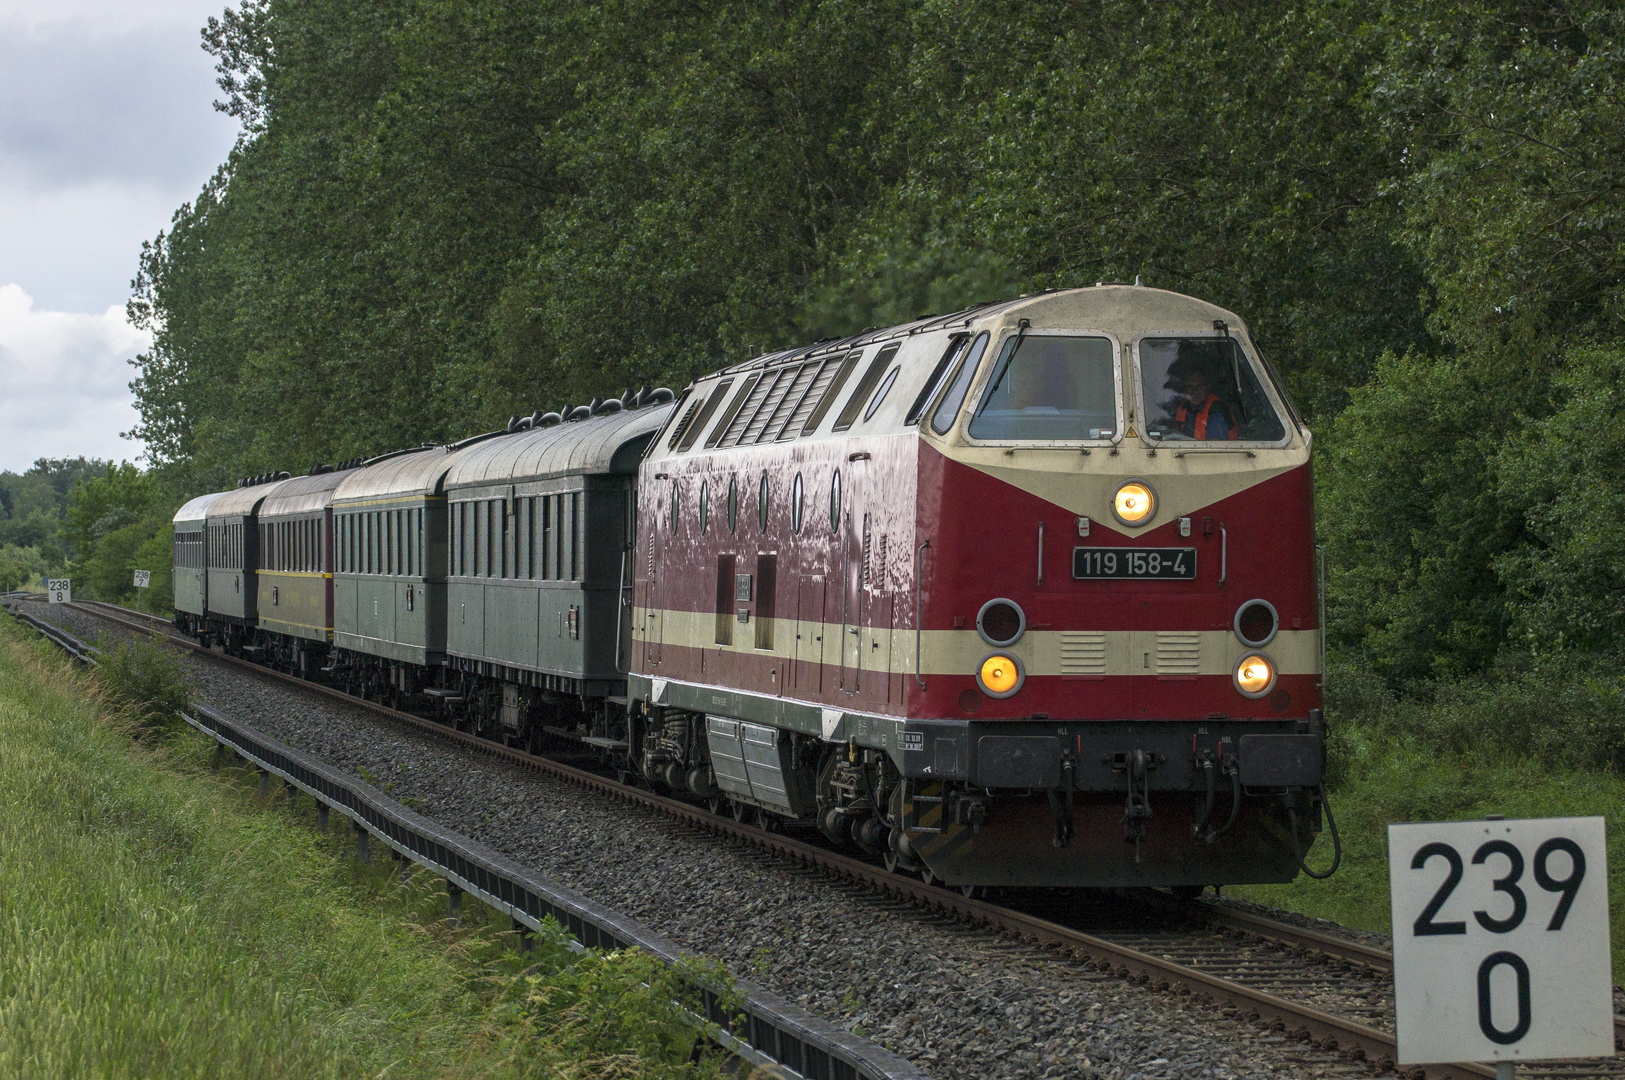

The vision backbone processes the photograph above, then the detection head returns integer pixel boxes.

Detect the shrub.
[92,637,193,737]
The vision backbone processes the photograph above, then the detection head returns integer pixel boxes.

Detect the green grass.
[0,620,733,1079]
[1232,722,1625,981]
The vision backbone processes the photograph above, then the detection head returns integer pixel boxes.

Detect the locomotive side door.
[839,464,866,694]
[795,575,825,693]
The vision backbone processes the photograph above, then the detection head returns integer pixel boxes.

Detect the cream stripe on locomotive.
[633,606,1319,677]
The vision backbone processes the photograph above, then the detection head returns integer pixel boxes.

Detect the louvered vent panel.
[740,369,794,443]
[762,362,819,441]
[666,398,702,449]
[718,376,775,446]
[1154,632,1202,675]
[781,356,841,438]
[1060,631,1107,676]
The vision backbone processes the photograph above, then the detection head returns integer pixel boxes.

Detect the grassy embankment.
[0,618,733,1079]
[1232,659,1625,981]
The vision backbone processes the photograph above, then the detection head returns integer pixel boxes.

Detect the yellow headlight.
[1234,652,1276,698]
[978,653,1022,697]
[1113,481,1156,526]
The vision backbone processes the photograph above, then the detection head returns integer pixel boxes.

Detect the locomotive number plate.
[1072,547,1196,580]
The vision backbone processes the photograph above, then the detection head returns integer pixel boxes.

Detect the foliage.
[118,0,1625,694]
[61,463,173,609]
[91,636,195,737]
[0,458,107,562]
[0,619,735,1078]
[0,546,58,594]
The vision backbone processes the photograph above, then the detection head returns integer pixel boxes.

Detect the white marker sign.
[1390,817,1612,1066]
[46,579,70,604]
[132,570,151,589]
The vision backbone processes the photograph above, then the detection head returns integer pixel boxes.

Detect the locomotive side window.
[1138,337,1286,443]
[968,334,1117,441]
[930,332,991,434]
[830,470,841,532]
[791,472,804,534]
[757,473,769,532]
[863,366,900,421]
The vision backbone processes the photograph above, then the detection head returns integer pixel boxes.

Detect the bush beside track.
[0,616,733,1080]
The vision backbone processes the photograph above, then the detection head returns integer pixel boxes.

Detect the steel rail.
[49,598,1622,1078]
[4,600,929,1080]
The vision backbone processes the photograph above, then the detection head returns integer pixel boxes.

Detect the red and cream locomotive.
[629,285,1330,890]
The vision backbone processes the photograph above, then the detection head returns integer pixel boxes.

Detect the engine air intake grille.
[1154,632,1201,675]
[1060,631,1107,676]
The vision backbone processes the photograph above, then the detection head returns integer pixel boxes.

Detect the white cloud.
[0,283,148,471]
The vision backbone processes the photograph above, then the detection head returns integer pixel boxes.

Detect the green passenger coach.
[172,491,225,637]
[442,405,670,735]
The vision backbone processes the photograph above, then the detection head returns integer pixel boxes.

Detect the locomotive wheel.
[960,885,979,899]
[919,866,939,887]
[730,801,748,824]
[706,796,722,815]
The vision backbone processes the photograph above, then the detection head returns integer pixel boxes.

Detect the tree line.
[120,0,1625,693]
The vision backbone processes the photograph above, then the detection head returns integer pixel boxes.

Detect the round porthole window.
[976,598,1026,647]
[1234,599,1279,647]
[792,473,804,534]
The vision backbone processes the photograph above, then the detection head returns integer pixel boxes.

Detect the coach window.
[728,476,738,534]
[791,472,803,534]
[758,473,769,533]
[670,482,680,533]
[829,471,841,532]
[968,334,1118,441]
[699,479,710,533]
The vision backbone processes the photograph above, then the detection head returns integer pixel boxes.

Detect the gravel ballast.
[39,602,1374,1080]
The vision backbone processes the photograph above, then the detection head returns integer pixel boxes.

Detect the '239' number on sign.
[1411,837,1585,1042]
[1388,817,1612,1067]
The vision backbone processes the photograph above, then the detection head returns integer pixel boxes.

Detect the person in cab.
[1165,348,1238,441]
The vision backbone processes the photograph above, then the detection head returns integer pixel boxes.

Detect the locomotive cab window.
[967,334,1118,441]
[1137,336,1287,443]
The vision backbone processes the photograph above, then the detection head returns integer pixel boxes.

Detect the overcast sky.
[0,0,239,472]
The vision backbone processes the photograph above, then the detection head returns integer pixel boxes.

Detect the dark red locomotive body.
[630,286,1327,889]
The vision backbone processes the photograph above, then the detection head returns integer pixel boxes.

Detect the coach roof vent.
[594,397,623,415]
[566,404,592,421]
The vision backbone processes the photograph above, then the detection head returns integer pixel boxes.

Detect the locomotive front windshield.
[967,335,1117,441]
[1138,337,1286,443]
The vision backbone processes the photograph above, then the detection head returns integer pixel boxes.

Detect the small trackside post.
[447,881,463,929]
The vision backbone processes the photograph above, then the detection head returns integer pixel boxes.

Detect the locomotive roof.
[259,467,359,519]
[443,404,673,491]
[649,286,1255,458]
[206,478,292,521]
[173,490,228,528]
[713,287,1247,377]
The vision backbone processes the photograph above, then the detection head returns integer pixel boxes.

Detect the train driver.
[1163,347,1238,440]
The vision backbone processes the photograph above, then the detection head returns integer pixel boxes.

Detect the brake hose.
[1287,782,1342,880]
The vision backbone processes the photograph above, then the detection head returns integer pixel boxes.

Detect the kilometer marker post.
[1389,815,1613,1076]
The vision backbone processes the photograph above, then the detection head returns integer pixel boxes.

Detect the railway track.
[40,597,1625,1080]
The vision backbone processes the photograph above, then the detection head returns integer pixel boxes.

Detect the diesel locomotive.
[175,285,1334,892]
